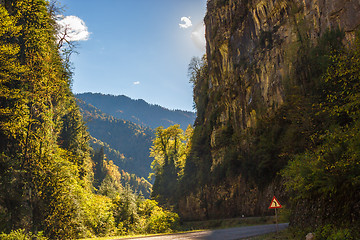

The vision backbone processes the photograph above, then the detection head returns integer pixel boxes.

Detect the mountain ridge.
[76,92,196,131]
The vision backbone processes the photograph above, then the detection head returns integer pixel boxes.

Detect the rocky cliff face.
[178,0,360,220]
[205,0,359,134]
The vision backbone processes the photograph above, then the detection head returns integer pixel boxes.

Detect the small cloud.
[133,81,141,85]
[57,15,90,42]
[179,17,192,29]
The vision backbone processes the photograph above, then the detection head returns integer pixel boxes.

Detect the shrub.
[0,229,48,240]
[315,224,355,240]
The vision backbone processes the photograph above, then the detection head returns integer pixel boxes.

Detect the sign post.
[268,196,282,233]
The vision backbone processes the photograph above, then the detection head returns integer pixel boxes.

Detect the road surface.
[118,223,289,240]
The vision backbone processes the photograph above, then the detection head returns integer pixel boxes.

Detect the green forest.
[0,1,178,239]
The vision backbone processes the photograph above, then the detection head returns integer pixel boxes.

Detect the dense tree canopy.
[283,35,360,230]
[150,125,193,205]
[0,1,179,239]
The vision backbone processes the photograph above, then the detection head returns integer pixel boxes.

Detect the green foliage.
[282,35,360,229]
[314,224,357,240]
[90,147,179,236]
[179,55,212,194]
[134,199,179,234]
[83,194,116,237]
[149,125,193,204]
[188,55,209,120]
[0,1,181,238]
[144,204,179,234]
[283,123,360,198]
[101,183,179,236]
[0,1,118,239]
[92,147,152,198]
[0,229,47,240]
[112,186,141,234]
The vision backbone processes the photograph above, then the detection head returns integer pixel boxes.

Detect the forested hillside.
[92,147,152,199]
[76,92,196,131]
[77,98,154,179]
[150,0,360,237]
[0,1,179,239]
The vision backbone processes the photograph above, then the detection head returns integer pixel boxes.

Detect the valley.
[0,0,359,239]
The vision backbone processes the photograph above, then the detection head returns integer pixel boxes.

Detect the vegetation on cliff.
[283,34,360,234]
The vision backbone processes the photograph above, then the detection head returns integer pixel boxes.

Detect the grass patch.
[249,228,298,239]
[249,227,314,240]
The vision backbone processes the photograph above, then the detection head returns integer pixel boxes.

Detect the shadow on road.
[119,223,289,240]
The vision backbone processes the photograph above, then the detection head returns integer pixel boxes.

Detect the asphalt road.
[119,223,289,240]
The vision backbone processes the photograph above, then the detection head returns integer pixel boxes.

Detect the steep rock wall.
[178,0,360,220]
[205,0,360,135]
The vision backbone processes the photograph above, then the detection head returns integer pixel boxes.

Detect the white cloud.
[57,15,90,42]
[133,81,140,85]
[191,23,206,50]
[179,17,192,29]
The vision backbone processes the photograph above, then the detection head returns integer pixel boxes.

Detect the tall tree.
[0,3,26,231]
[0,1,93,238]
[150,125,192,205]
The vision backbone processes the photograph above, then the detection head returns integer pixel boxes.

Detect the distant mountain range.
[76,93,196,131]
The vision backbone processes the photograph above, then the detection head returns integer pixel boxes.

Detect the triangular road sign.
[268,196,282,209]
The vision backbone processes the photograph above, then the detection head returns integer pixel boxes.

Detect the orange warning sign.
[268,196,282,209]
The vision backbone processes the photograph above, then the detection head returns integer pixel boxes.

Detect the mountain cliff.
[204,0,359,133]
[177,0,360,228]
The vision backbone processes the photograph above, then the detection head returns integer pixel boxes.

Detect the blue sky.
[57,0,207,111]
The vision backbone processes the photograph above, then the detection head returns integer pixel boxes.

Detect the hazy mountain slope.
[77,99,154,179]
[76,92,195,130]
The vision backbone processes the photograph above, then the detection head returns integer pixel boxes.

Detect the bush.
[146,208,179,233]
[138,199,179,234]
[0,229,48,240]
[83,193,116,237]
[315,224,355,240]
